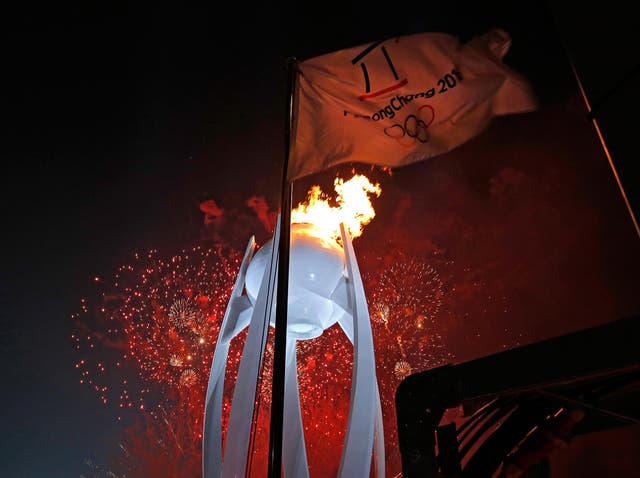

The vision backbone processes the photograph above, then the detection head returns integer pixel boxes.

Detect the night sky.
[3,2,640,477]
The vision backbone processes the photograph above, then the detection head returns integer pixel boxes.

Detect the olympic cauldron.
[203,220,385,478]
[245,223,347,340]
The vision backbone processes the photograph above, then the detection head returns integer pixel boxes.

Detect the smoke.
[199,199,224,226]
[246,195,277,232]
[198,195,276,246]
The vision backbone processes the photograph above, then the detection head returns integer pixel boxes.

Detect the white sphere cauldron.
[244,222,346,340]
[203,219,385,478]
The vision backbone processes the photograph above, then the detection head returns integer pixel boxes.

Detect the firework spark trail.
[363,257,454,475]
[71,244,243,415]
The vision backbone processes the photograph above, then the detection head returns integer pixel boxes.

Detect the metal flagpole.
[268,56,298,478]
[548,10,640,239]
[569,60,640,239]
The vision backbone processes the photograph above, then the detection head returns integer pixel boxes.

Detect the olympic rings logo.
[384,105,435,146]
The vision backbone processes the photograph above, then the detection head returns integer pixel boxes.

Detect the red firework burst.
[71,244,243,414]
[72,242,453,477]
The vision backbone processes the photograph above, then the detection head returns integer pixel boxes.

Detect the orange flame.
[291,174,381,244]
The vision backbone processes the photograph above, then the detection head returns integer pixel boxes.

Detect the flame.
[291,174,381,244]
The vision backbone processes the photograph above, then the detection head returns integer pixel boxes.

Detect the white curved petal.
[203,236,256,478]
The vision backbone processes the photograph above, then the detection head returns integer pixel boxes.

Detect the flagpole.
[569,60,640,239]
[268,56,297,478]
[548,13,640,239]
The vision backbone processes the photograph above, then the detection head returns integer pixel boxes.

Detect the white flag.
[288,28,538,180]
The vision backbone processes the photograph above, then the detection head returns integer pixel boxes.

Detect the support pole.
[549,12,640,239]
[569,60,640,239]
[268,56,298,478]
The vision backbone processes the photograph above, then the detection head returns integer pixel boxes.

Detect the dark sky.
[2,1,640,477]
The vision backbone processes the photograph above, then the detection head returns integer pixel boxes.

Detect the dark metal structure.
[395,314,640,477]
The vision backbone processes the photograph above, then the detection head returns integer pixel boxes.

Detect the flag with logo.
[288,28,538,180]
